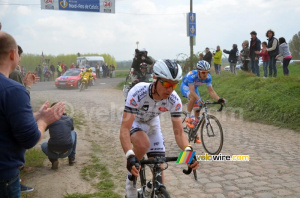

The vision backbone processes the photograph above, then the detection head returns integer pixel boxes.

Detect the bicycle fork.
[203,107,215,137]
[151,165,165,197]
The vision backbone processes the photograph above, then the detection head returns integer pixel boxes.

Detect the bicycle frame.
[135,157,194,198]
[138,158,166,197]
[183,101,223,142]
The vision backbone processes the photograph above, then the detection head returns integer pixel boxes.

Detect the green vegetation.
[178,63,300,131]
[23,148,47,167]
[20,53,117,73]
[64,143,121,198]
[115,70,129,78]
[119,63,300,131]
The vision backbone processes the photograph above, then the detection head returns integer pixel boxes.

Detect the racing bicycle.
[128,156,197,198]
[182,101,224,155]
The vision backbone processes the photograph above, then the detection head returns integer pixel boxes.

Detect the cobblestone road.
[30,78,300,198]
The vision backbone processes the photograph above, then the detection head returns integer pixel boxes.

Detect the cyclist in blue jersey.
[180,60,226,143]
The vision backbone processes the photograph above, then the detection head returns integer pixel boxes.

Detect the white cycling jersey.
[124,82,182,122]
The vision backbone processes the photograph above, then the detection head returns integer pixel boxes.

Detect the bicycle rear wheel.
[200,114,223,155]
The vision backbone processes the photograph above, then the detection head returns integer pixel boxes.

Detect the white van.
[77,56,104,75]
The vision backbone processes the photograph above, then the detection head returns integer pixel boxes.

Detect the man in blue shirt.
[0,31,65,197]
[180,60,225,143]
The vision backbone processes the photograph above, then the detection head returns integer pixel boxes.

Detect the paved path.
[162,112,300,198]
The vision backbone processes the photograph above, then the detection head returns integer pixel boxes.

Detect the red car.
[55,68,97,89]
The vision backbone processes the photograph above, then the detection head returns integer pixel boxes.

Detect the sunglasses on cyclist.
[198,70,209,74]
[158,78,178,89]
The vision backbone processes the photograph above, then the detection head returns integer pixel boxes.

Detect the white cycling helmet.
[197,60,210,71]
[153,59,182,81]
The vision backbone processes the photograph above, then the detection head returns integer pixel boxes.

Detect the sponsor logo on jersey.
[142,105,149,111]
[130,98,137,107]
[175,103,181,111]
[159,107,168,112]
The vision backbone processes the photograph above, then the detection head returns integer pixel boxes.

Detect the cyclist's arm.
[171,116,189,150]
[188,84,201,100]
[172,116,200,170]
[207,86,220,101]
[120,112,135,154]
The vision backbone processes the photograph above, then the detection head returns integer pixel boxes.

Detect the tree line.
[20,53,117,72]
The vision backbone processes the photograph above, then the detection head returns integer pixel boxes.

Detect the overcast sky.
[1,0,300,61]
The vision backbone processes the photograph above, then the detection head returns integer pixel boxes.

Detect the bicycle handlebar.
[182,159,198,181]
[140,157,178,165]
[128,162,140,188]
[128,157,197,182]
[204,101,224,112]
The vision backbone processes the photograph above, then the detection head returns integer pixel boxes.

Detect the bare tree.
[289,31,300,59]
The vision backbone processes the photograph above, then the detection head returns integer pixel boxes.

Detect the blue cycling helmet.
[197,60,210,71]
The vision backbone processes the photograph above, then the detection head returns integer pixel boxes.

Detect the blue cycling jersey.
[182,70,212,87]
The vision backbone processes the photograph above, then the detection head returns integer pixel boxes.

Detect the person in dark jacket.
[203,47,212,66]
[131,48,153,76]
[266,29,279,77]
[249,31,261,76]
[223,44,239,75]
[41,102,77,170]
[0,30,65,198]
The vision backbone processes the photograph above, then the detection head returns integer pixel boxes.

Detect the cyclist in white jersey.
[120,59,199,198]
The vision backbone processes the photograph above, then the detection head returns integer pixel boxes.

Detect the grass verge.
[64,143,121,198]
[118,63,300,131]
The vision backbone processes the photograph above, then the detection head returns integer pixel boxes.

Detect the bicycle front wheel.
[156,187,171,198]
[200,114,223,155]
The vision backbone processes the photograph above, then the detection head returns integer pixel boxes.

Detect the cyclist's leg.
[181,84,194,117]
[126,120,150,198]
[193,88,201,118]
[129,119,151,160]
[146,117,166,183]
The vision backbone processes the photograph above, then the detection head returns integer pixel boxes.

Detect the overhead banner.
[41,0,115,13]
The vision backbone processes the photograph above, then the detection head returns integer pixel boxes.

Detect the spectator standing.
[95,63,100,78]
[199,53,204,60]
[61,62,65,73]
[249,31,261,76]
[41,102,77,170]
[240,40,250,72]
[203,47,212,66]
[50,63,55,80]
[223,44,239,75]
[213,45,222,75]
[57,63,62,77]
[43,64,48,75]
[255,42,270,78]
[276,37,292,76]
[0,31,65,197]
[109,65,112,78]
[266,29,279,77]
[64,65,68,72]
[37,65,42,80]
[111,65,115,78]
[9,45,35,93]
[44,69,51,81]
